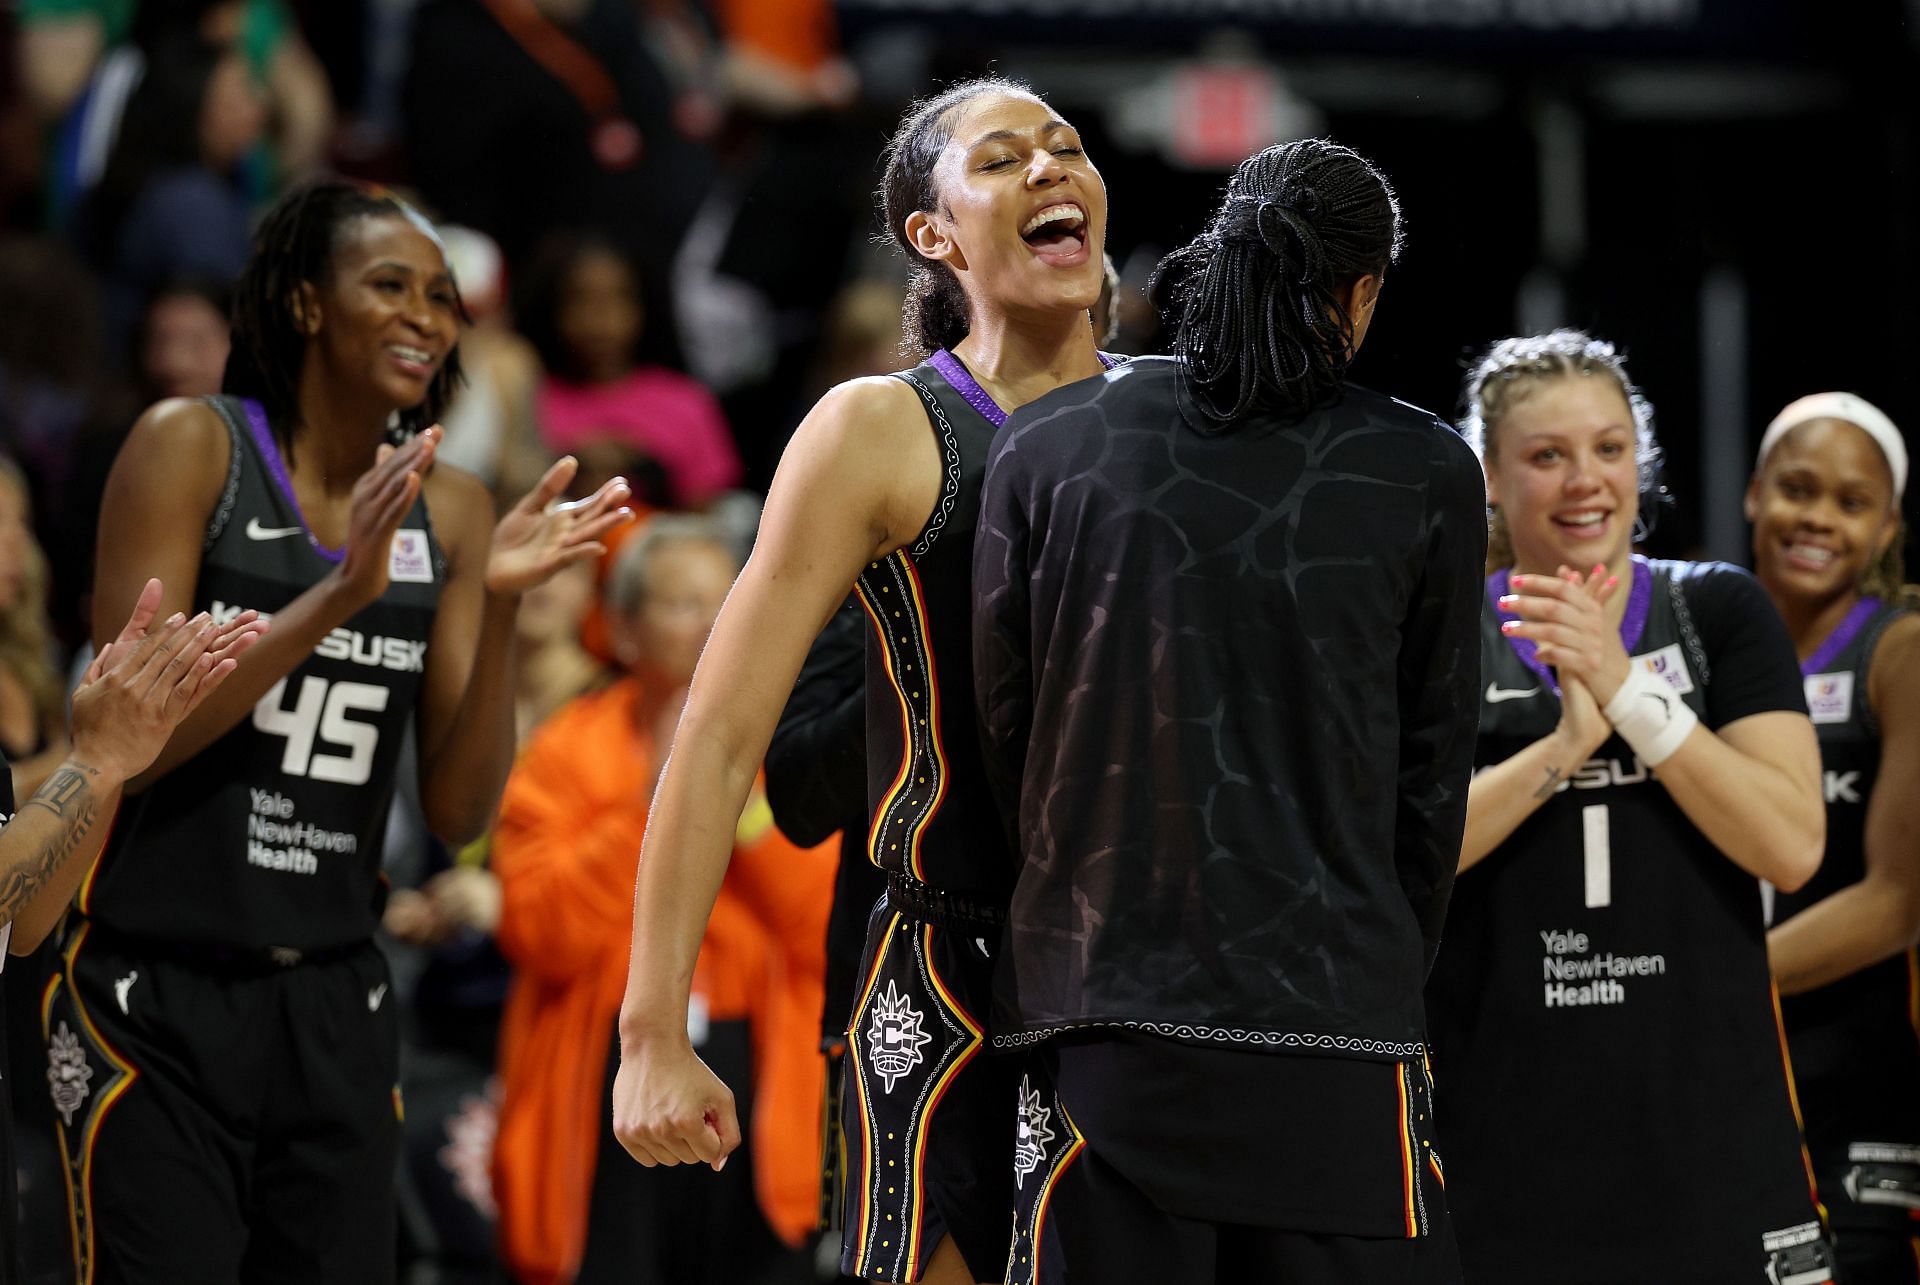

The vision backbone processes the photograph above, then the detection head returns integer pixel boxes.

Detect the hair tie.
[1276,185,1322,219]
[1253,197,1323,284]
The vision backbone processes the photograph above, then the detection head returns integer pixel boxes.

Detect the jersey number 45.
[253,676,389,786]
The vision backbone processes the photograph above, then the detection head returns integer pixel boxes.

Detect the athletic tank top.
[1777,598,1920,1231]
[855,352,1015,903]
[1427,557,1830,1284]
[80,396,443,953]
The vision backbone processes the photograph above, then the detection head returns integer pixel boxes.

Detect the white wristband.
[1601,662,1699,767]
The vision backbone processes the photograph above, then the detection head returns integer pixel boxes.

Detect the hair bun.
[1277,186,1322,219]
[1253,196,1323,283]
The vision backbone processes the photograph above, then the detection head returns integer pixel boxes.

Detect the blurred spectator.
[79,33,264,346]
[380,556,604,1284]
[24,0,334,206]
[402,0,710,288]
[490,515,830,1285]
[434,224,550,504]
[811,276,907,391]
[0,455,67,801]
[0,236,135,647]
[517,231,740,508]
[708,0,856,118]
[136,276,231,400]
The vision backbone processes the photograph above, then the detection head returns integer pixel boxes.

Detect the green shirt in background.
[21,0,291,77]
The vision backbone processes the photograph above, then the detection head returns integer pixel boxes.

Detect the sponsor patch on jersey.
[1803,671,1853,724]
[1631,643,1694,696]
[389,529,433,584]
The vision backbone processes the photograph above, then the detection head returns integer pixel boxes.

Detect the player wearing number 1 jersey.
[48,181,629,1285]
[1424,331,1832,1284]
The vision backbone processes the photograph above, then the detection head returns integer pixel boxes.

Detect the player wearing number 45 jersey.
[1426,332,1834,1284]
[51,181,630,1285]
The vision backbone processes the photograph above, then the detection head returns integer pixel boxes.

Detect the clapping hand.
[74,579,269,782]
[1498,563,1631,705]
[485,457,634,596]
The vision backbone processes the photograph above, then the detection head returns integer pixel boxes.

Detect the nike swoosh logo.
[368,984,388,1012]
[245,518,305,541]
[1486,684,1541,703]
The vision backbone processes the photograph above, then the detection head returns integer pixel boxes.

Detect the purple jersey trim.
[242,399,346,563]
[926,348,1122,430]
[1800,596,1883,677]
[1488,555,1654,695]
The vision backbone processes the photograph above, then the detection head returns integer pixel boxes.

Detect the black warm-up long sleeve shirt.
[972,356,1486,1056]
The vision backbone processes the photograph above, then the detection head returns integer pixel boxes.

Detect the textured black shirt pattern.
[973,357,1486,1056]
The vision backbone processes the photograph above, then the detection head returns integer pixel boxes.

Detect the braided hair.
[879,76,1037,359]
[1151,139,1401,432]
[224,180,466,460]
[1460,329,1665,573]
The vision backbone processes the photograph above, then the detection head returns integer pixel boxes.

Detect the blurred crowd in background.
[0,0,1914,1281]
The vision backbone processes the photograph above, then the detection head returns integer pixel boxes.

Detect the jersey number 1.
[253,676,389,786]
[1582,803,1611,909]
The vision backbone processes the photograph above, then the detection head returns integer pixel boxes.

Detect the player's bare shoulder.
[786,375,945,550]
[112,397,234,513]
[1868,606,1920,719]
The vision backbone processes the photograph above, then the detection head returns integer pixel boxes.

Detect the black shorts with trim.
[1006,1047,1462,1285]
[838,894,1016,1283]
[43,921,401,1285]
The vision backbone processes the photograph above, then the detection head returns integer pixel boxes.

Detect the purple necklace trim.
[242,399,346,563]
[1488,555,1653,696]
[927,348,1120,429]
[1800,597,1882,676]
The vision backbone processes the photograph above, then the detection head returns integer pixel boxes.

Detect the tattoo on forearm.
[0,765,101,920]
[27,765,93,817]
[1533,765,1563,800]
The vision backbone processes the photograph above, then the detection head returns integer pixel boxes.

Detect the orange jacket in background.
[490,677,835,1285]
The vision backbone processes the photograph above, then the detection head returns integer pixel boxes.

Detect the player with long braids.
[612,79,1114,1284]
[1426,331,1834,1283]
[1751,393,1920,1284]
[50,179,630,1285]
[972,138,1482,1284]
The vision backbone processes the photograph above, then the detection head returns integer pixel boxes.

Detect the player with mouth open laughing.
[611,79,1116,1285]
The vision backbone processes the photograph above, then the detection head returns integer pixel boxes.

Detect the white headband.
[1758,391,1896,495]
[1757,392,1907,501]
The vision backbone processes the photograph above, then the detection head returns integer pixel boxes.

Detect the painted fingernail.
[1497,594,1519,608]
[1510,575,1525,589]
[1500,620,1521,634]
[166,612,186,626]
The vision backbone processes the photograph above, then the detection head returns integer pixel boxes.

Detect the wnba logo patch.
[865,982,931,1092]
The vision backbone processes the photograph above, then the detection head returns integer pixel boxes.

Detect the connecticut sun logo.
[865,981,933,1092]
[46,1021,94,1126]
[1013,1076,1056,1187]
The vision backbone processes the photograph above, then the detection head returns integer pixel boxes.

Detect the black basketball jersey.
[855,351,1037,902]
[1777,598,1920,1232]
[79,397,442,953]
[1427,558,1830,1284]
